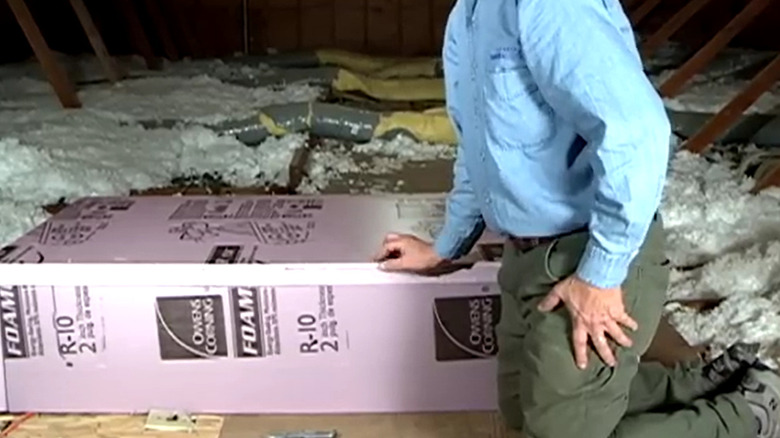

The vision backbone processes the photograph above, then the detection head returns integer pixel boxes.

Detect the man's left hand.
[537,275,638,370]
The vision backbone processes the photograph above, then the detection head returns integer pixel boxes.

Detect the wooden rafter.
[659,0,773,98]
[143,0,180,61]
[622,0,643,11]
[5,0,81,108]
[163,0,202,57]
[640,0,715,59]
[192,0,216,57]
[118,0,162,70]
[630,0,663,25]
[751,161,780,194]
[68,0,123,83]
[683,54,780,154]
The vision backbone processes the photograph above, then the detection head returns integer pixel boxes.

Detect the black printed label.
[155,295,228,360]
[433,293,501,361]
[0,286,29,359]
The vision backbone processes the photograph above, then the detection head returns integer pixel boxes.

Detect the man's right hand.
[373,233,446,273]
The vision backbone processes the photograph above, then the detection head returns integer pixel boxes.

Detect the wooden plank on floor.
[640,0,715,59]
[117,0,163,70]
[68,0,124,83]
[5,0,81,108]
[143,0,180,61]
[8,414,223,438]
[659,0,773,97]
[219,412,506,438]
[630,0,663,25]
[683,54,780,154]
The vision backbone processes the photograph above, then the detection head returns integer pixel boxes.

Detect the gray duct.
[213,102,381,146]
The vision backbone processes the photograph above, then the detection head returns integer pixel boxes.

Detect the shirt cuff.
[433,226,467,260]
[575,238,636,289]
[432,221,484,260]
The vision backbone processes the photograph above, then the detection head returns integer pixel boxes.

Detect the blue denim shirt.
[433,0,671,289]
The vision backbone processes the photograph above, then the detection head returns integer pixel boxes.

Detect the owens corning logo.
[229,287,265,358]
[432,292,501,362]
[155,295,228,360]
[0,286,28,359]
[468,298,496,355]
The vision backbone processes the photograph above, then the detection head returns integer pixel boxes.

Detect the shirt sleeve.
[432,2,486,260]
[517,0,671,288]
[434,147,487,260]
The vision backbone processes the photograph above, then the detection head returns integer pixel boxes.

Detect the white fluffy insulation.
[0,62,457,246]
[662,151,780,367]
[2,55,780,365]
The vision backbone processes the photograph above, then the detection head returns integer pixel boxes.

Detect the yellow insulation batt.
[259,111,296,136]
[332,69,445,102]
[315,48,440,78]
[374,109,457,145]
[253,102,456,145]
[7,414,224,438]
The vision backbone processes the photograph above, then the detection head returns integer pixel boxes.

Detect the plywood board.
[219,412,513,438]
[8,414,223,438]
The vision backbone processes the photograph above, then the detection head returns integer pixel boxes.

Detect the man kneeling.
[374,0,780,436]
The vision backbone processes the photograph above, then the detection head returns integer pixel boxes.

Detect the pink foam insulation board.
[0,342,5,412]
[0,194,505,414]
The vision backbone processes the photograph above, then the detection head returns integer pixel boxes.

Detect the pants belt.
[508,213,659,253]
[508,226,587,253]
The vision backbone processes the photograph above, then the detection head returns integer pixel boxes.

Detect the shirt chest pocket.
[484,61,556,147]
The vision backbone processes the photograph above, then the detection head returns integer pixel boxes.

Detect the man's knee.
[518,360,633,438]
[498,307,638,438]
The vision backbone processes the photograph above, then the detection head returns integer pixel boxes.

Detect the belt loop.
[543,238,563,283]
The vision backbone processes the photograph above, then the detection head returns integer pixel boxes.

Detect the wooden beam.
[751,160,780,194]
[68,0,123,83]
[630,0,664,25]
[243,0,249,54]
[5,0,81,108]
[164,0,202,57]
[683,54,780,154]
[659,0,773,98]
[192,0,215,57]
[143,0,180,61]
[641,0,715,59]
[751,161,780,194]
[117,0,162,70]
[623,0,643,11]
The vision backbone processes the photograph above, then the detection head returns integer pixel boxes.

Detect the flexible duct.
[214,102,456,146]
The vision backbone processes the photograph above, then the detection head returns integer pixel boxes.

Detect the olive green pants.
[496,218,755,438]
